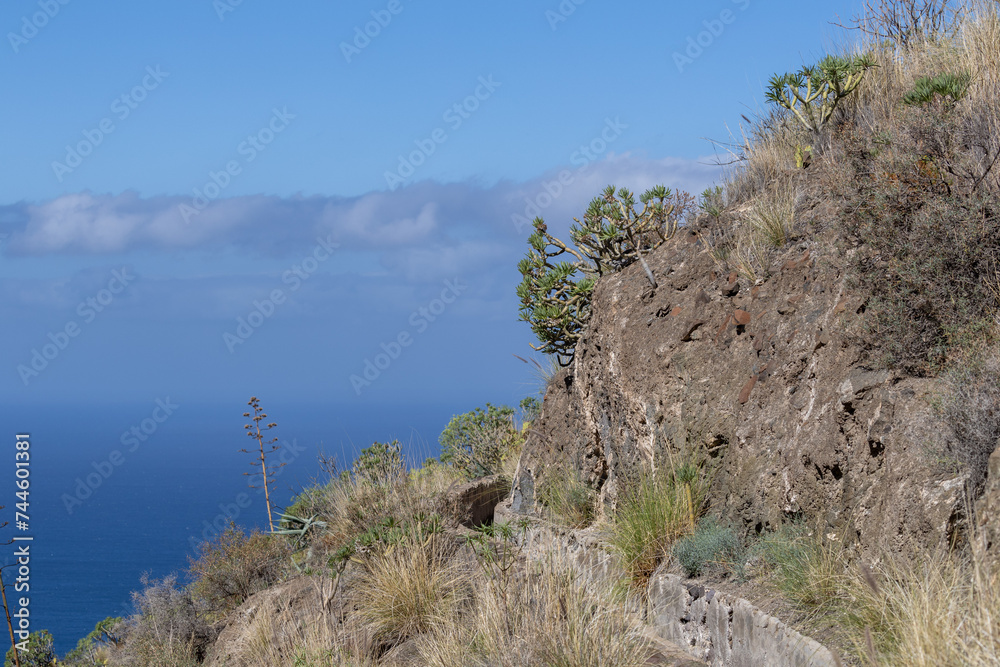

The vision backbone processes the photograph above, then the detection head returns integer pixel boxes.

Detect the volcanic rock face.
[507,228,971,554]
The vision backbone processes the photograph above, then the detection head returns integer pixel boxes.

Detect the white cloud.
[2,153,722,257]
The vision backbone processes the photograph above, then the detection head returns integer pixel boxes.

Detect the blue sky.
[0,0,861,412]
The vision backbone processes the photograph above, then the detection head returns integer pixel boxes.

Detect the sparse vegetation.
[75,3,1000,666]
[187,524,291,616]
[539,463,597,529]
[111,575,209,667]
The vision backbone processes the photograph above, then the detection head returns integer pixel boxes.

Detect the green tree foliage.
[352,440,404,486]
[517,184,690,365]
[516,219,595,365]
[766,54,877,133]
[439,403,521,479]
[4,630,54,667]
[63,617,123,665]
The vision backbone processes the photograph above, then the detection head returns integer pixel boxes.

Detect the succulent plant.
[903,71,971,106]
[766,53,877,133]
[517,185,691,365]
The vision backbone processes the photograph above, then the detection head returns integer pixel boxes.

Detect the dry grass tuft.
[415,558,652,667]
[353,535,464,648]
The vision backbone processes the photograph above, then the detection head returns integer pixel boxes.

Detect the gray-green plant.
[672,520,743,578]
[517,184,690,365]
[903,71,971,106]
[274,512,328,550]
[766,54,877,134]
[570,185,688,283]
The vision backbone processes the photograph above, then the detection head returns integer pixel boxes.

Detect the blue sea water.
[1,401,454,656]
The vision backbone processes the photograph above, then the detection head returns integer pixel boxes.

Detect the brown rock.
[976,443,1000,554]
[504,229,969,559]
[722,273,740,296]
[733,309,751,325]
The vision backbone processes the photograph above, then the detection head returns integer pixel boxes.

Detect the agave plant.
[274,512,327,548]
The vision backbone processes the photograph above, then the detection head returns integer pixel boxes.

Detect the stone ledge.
[499,513,838,667]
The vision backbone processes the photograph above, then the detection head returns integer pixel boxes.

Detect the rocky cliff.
[506,220,973,556]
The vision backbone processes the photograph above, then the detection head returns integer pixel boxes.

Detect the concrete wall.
[506,513,838,667]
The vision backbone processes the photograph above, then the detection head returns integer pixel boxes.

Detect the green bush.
[439,403,522,479]
[187,524,291,615]
[352,440,404,486]
[63,616,123,665]
[672,520,743,578]
[4,630,54,667]
[516,219,595,365]
[755,523,842,612]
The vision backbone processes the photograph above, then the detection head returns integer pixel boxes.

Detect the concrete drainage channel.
[499,511,838,667]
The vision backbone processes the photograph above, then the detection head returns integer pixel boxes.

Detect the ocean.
[2,401,455,656]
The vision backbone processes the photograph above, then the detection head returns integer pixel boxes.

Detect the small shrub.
[540,465,597,529]
[673,520,743,578]
[700,185,725,218]
[439,404,522,480]
[64,616,123,665]
[516,185,691,364]
[114,574,208,667]
[756,523,842,612]
[936,344,1000,493]
[355,535,463,648]
[843,0,963,48]
[744,182,797,247]
[415,555,652,667]
[352,440,404,486]
[188,524,291,615]
[766,53,877,134]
